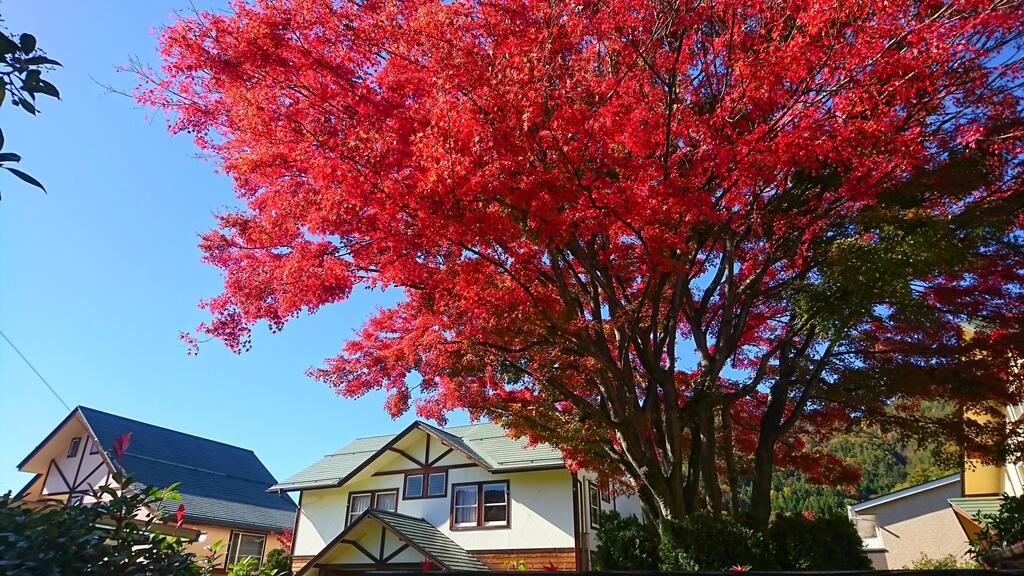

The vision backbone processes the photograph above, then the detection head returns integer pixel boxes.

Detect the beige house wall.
[864,480,969,569]
[181,522,286,571]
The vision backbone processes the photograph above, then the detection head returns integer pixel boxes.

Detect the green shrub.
[907,553,981,569]
[658,513,767,571]
[0,470,220,575]
[263,547,293,576]
[593,511,659,570]
[766,513,872,570]
[595,511,869,571]
[969,494,1024,561]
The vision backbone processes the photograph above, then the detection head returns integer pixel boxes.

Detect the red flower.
[801,510,816,520]
[175,504,185,529]
[112,432,132,462]
[420,560,433,571]
[729,565,751,572]
[543,561,558,571]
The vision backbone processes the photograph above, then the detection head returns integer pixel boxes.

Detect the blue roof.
[79,406,296,532]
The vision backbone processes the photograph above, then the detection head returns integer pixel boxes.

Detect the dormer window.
[67,437,81,458]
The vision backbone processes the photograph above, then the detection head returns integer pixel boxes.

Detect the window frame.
[588,481,601,529]
[426,471,447,497]
[346,488,399,526]
[89,441,100,455]
[225,530,267,569]
[405,473,424,498]
[67,437,81,458]
[402,469,448,500]
[449,480,510,530]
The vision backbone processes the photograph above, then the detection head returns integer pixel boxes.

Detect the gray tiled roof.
[80,406,296,532]
[273,422,564,491]
[370,509,489,571]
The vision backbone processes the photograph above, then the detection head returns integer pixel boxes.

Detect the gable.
[16,410,113,502]
[274,421,565,492]
[17,407,297,531]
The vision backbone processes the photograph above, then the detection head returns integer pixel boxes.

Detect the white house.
[271,420,642,574]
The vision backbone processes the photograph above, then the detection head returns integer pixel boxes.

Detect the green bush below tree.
[594,510,871,571]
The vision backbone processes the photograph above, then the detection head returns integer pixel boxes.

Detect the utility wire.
[0,328,71,411]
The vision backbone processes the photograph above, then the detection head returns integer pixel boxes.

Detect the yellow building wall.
[963,405,1007,496]
[963,465,1003,496]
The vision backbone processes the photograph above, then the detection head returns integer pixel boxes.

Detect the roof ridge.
[79,406,259,455]
[123,452,275,487]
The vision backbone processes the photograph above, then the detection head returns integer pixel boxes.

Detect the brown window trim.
[449,480,510,531]
[346,488,399,526]
[588,480,601,529]
[402,469,448,500]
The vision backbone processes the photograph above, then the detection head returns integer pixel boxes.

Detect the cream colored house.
[272,420,642,574]
[14,406,297,571]
[848,474,969,569]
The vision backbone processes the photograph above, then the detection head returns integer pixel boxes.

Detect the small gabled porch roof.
[296,509,489,575]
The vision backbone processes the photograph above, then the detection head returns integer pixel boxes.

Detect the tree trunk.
[750,437,775,528]
[721,405,740,514]
[698,406,723,515]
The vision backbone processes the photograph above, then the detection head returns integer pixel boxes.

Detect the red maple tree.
[139,0,1024,525]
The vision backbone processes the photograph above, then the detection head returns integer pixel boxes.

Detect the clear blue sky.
[0,1,467,494]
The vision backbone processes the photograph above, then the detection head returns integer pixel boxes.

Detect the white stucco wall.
[21,415,113,505]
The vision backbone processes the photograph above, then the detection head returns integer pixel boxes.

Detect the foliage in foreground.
[0,473,215,575]
[969,494,1024,562]
[0,28,60,196]
[908,553,981,570]
[594,510,871,571]
[226,548,293,576]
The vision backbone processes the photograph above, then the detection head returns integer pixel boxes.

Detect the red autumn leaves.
[138,0,1024,520]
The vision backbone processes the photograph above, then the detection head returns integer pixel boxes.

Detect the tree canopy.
[139,0,1024,524]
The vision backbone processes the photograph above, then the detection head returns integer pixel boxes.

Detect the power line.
[0,329,71,411]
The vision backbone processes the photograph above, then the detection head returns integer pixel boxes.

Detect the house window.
[589,482,601,528]
[89,441,100,455]
[451,481,509,529]
[226,531,266,568]
[406,474,424,498]
[68,494,84,506]
[427,471,446,497]
[67,437,81,458]
[404,470,448,499]
[347,489,398,526]
[374,490,397,511]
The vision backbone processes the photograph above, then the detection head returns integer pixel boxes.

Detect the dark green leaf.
[19,34,36,54]
[0,34,18,55]
[0,153,22,162]
[24,69,41,85]
[0,127,5,150]
[19,56,61,67]
[16,97,36,114]
[29,79,59,99]
[5,167,45,191]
